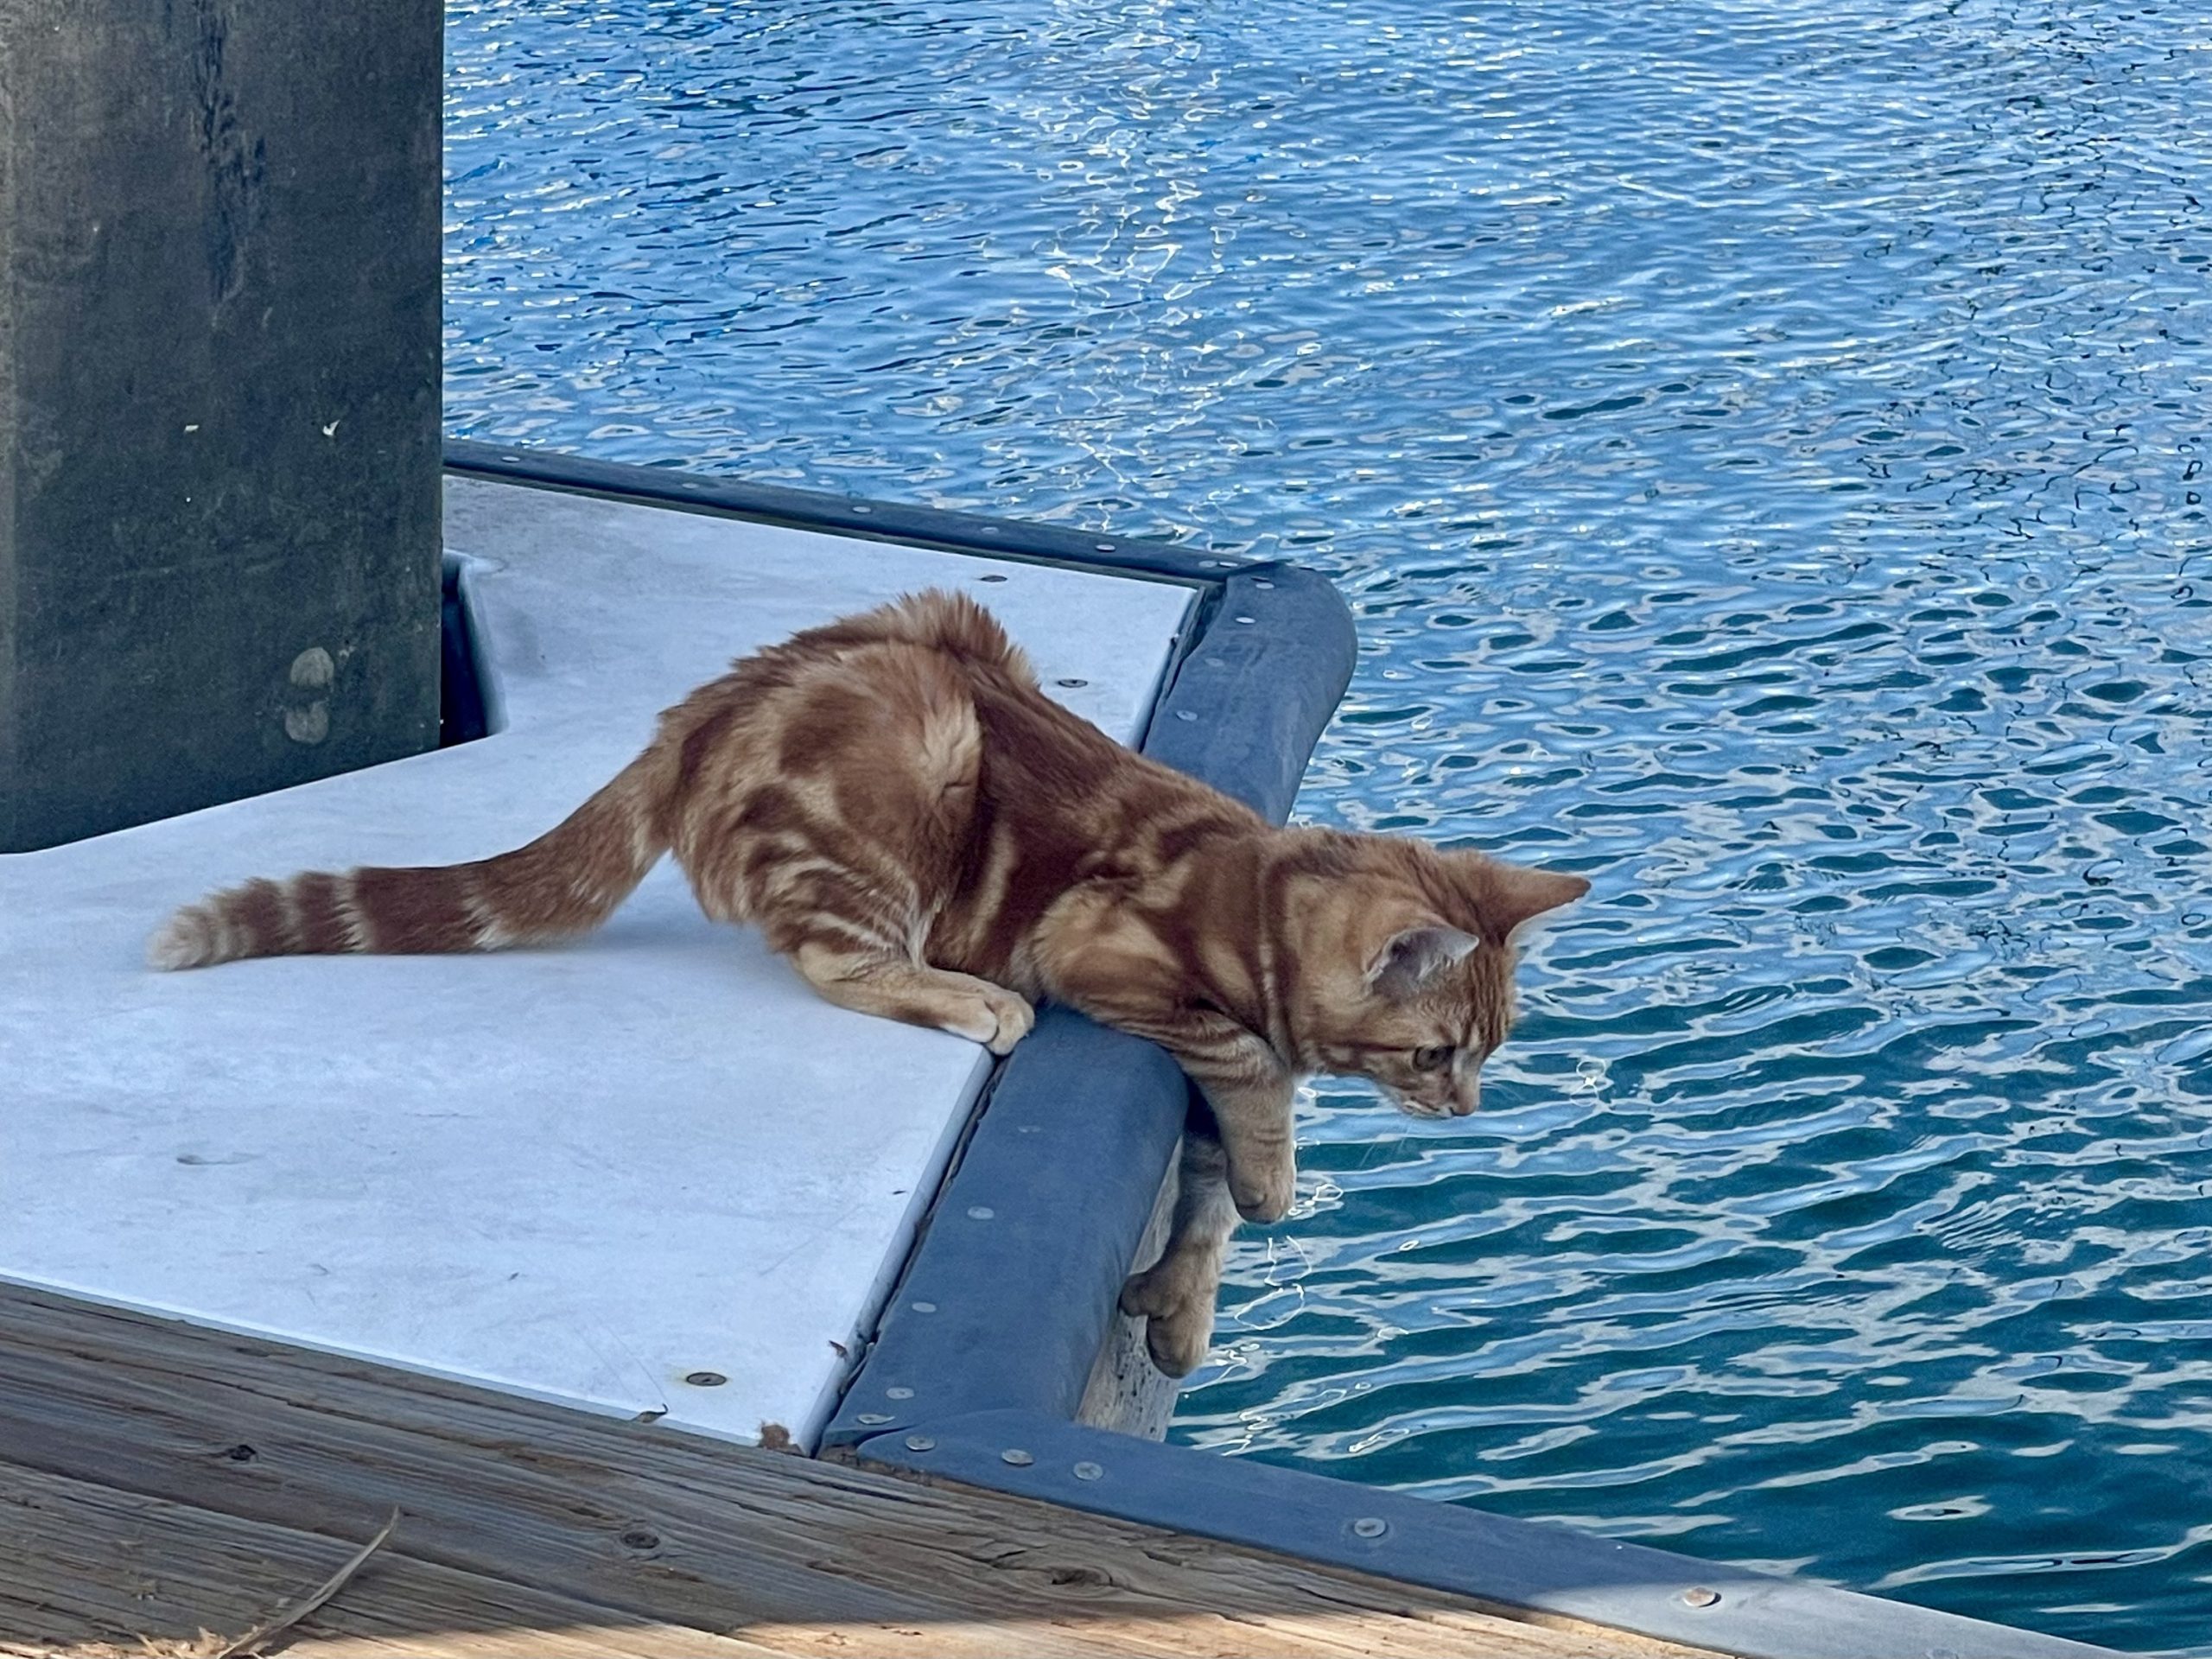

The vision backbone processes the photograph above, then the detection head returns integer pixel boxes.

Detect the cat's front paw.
[1120,1262,1216,1377]
[1228,1156,1294,1224]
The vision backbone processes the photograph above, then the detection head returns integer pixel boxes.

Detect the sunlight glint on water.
[443,3,2212,1648]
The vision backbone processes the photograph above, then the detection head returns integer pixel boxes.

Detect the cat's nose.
[1450,1082,1481,1116]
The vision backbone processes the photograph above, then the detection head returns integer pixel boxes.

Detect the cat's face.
[1320,932,1518,1116]
[1281,842,1587,1117]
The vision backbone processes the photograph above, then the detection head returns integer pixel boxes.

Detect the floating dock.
[0,453,2123,1659]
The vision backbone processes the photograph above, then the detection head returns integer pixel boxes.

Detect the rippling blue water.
[444,2,2212,1648]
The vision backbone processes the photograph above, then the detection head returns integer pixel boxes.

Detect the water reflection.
[446,1,2212,1647]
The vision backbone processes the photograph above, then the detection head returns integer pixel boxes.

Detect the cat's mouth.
[1379,1085,1462,1119]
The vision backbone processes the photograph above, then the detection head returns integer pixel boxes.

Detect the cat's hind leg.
[1121,1122,1241,1376]
[690,642,1031,1052]
[791,941,1034,1055]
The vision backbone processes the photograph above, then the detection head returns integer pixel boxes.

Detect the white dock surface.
[0,478,1196,1448]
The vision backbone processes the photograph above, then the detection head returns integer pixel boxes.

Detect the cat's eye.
[1411,1045,1453,1071]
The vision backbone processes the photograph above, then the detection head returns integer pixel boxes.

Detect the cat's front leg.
[1206,1071,1296,1223]
[1160,1021,1297,1224]
[1044,953,1298,1220]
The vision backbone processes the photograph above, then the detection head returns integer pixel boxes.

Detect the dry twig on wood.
[210,1510,400,1659]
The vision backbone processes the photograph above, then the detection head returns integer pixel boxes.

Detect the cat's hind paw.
[1120,1262,1215,1377]
[936,983,1034,1054]
[981,987,1033,1055]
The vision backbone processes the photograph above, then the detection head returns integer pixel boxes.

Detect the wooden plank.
[0,1461,785,1658]
[0,1455,1722,1659]
[0,1286,1720,1659]
[0,1457,1712,1659]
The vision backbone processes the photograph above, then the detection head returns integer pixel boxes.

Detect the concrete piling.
[0,3,443,850]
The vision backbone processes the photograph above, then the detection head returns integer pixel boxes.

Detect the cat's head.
[1277,836,1588,1117]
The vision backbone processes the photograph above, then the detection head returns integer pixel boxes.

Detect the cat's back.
[769,588,1037,686]
[663,587,1183,830]
[806,588,1140,798]
[658,590,1023,751]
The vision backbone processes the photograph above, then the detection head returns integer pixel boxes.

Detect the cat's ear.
[1475,862,1591,942]
[1368,924,1481,998]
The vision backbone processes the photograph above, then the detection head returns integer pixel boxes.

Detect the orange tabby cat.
[149,590,1586,1375]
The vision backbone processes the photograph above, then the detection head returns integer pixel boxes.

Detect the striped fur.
[149,588,1587,1375]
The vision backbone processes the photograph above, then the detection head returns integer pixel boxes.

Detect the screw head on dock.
[1680,1586,1721,1609]
[1000,1448,1034,1466]
[1351,1517,1388,1539]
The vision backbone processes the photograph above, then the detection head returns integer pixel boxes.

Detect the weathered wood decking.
[0,1286,1720,1659]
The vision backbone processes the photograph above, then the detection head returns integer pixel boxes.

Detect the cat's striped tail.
[147,747,674,971]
